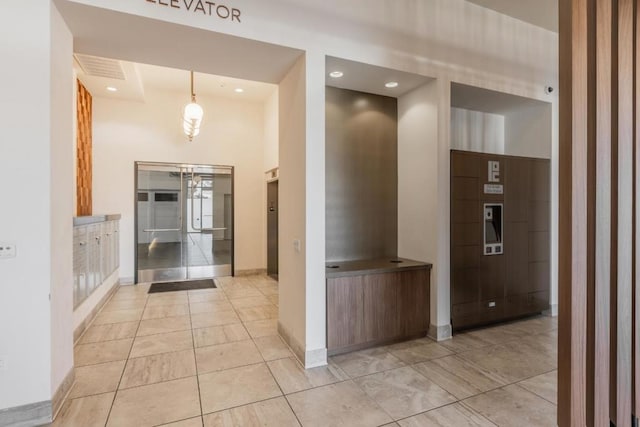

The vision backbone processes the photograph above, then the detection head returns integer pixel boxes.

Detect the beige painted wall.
[92,88,271,280]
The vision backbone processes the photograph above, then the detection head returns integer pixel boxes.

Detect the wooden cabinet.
[327,268,430,355]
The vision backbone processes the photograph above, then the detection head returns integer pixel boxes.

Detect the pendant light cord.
[190,70,196,102]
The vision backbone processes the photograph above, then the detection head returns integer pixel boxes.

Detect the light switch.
[0,243,16,259]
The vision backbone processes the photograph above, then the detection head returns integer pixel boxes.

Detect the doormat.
[148,279,217,294]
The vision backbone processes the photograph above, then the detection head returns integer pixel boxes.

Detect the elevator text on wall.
[146,0,242,23]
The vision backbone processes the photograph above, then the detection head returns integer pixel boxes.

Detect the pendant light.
[183,70,204,142]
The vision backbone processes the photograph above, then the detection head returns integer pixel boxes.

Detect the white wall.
[278,56,308,359]
[264,89,280,172]
[451,107,505,154]
[92,88,270,280]
[0,0,74,412]
[505,104,553,158]
[49,3,75,399]
[398,81,440,325]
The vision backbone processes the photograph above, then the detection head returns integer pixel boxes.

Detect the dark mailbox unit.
[450,150,550,330]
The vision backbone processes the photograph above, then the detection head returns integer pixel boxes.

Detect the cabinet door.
[397,270,430,336]
[364,273,399,342]
[327,277,365,350]
[73,227,88,307]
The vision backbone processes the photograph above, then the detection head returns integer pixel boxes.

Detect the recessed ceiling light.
[329,71,344,78]
[235,88,244,93]
[385,82,399,88]
[106,86,118,92]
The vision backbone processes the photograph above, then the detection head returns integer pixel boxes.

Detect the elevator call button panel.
[484,204,503,256]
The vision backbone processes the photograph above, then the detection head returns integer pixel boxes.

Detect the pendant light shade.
[183,71,204,141]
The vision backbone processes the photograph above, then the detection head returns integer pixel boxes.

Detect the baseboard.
[543,304,558,317]
[51,368,75,420]
[428,323,453,342]
[119,277,135,285]
[73,274,120,344]
[277,321,327,369]
[0,400,51,427]
[235,268,267,277]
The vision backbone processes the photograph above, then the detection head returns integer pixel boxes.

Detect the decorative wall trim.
[51,368,74,420]
[428,323,453,342]
[277,321,328,369]
[0,400,51,427]
[73,273,120,344]
[235,268,267,277]
[76,80,92,216]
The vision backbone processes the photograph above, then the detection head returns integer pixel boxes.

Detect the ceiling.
[325,57,433,98]
[466,0,558,32]
[74,55,277,102]
[56,0,303,84]
[451,83,550,115]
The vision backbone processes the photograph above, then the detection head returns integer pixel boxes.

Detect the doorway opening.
[135,162,234,283]
[267,179,278,280]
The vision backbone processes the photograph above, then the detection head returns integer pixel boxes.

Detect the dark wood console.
[326,259,431,356]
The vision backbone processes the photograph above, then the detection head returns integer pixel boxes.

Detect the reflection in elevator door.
[267,181,278,279]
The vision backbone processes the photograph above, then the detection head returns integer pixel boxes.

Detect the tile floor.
[52,275,558,427]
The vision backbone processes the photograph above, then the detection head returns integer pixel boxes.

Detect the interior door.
[135,162,234,283]
[267,180,278,279]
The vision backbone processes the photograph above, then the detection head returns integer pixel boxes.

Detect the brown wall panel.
[76,80,92,217]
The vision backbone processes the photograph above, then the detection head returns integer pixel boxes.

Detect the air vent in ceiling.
[74,54,126,80]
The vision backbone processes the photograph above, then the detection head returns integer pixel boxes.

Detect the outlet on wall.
[0,355,7,371]
[0,243,16,259]
[293,239,301,253]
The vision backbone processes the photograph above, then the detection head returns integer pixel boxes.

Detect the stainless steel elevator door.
[135,162,234,284]
[267,180,278,279]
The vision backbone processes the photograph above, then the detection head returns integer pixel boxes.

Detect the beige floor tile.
[457,341,554,384]
[195,339,263,374]
[501,316,557,336]
[465,325,523,346]
[160,417,203,427]
[258,284,279,296]
[243,319,278,338]
[236,305,278,322]
[354,366,457,420]
[194,324,250,348]
[462,384,557,427]
[439,333,493,354]
[398,403,495,427]
[93,308,143,325]
[413,356,504,400]
[331,347,405,378]
[268,357,348,394]
[188,291,227,303]
[120,349,197,389]
[52,392,114,427]
[191,309,241,329]
[102,298,147,312]
[203,397,299,427]
[108,377,201,427]
[130,330,193,358]
[224,287,264,299]
[142,304,190,320]
[230,295,272,309]
[190,300,234,314]
[79,321,139,344]
[199,363,282,414]
[383,338,432,352]
[69,360,126,398]
[137,315,192,336]
[390,343,454,364]
[253,335,294,361]
[267,295,279,306]
[75,339,133,367]
[286,380,392,427]
[146,293,189,307]
[517,370,557,404]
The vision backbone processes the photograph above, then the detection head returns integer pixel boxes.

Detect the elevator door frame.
[134,161,235,284]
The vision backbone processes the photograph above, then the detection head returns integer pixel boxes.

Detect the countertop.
[325,258,432,279]
[73,214,122,226]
